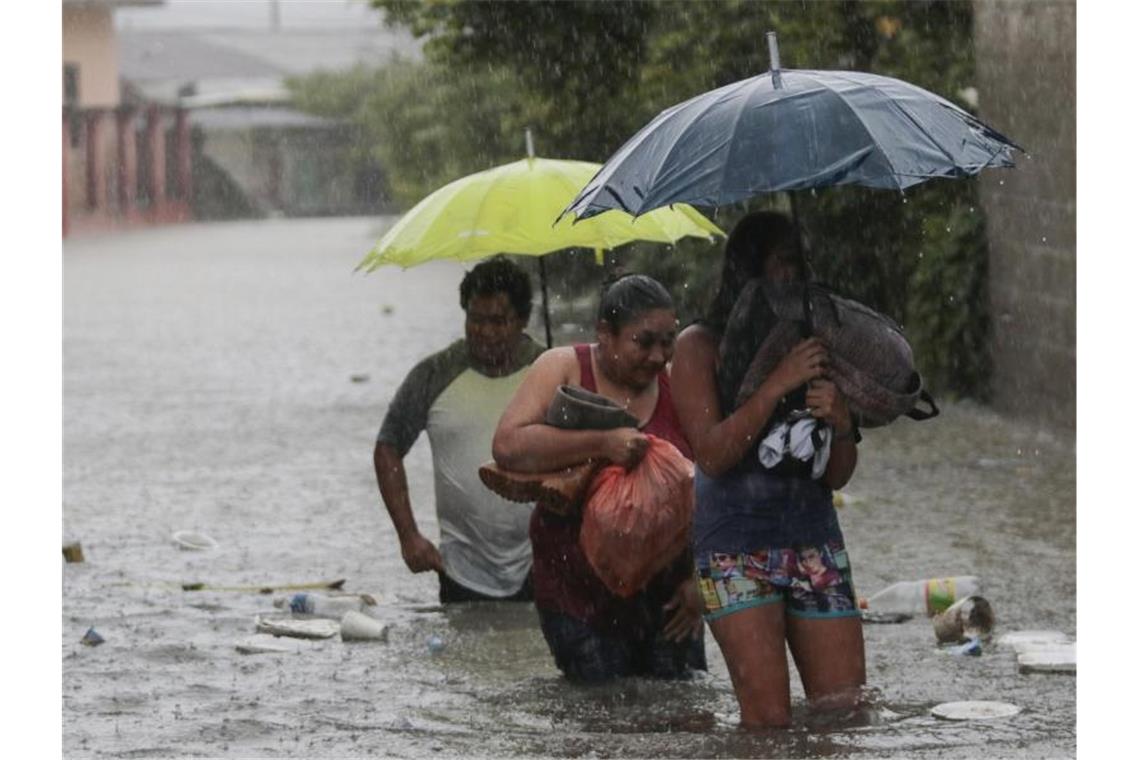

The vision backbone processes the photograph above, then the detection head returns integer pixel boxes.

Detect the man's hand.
[604,428,650,470]
[400,531,444,574]
[662,577,705,643]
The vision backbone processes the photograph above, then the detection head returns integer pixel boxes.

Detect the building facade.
[63,0,193,236]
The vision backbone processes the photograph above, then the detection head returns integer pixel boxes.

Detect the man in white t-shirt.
[373,257,544,602]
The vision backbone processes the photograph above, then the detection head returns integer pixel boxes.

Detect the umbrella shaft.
[538,257,553,349]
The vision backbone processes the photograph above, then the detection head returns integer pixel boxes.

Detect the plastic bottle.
[274,593,364,619]
[859,576,981,617]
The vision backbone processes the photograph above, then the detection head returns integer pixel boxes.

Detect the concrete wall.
[63,4,121,108]
[973,0,1076,432]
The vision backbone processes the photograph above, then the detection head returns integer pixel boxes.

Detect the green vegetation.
[290,0,997,399]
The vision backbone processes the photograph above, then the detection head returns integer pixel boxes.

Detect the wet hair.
[704,211,809,332]
[597,274,674,331]
[459,256,533,321]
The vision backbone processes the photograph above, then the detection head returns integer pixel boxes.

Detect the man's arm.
[374,441,443,574]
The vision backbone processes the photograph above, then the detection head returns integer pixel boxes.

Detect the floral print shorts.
[695,539,860,620]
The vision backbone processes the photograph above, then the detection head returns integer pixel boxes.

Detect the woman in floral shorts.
[672,211,865,729]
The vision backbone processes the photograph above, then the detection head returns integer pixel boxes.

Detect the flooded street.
[63,217,1074,758]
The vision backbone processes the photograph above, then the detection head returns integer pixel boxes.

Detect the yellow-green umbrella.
[357,148,724,345]
[358,157,722,270]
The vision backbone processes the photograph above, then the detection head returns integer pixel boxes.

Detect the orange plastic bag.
[579,435,695,598]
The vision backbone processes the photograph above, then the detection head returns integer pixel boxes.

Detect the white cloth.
[758,410,833,479]
[427,366,534,597]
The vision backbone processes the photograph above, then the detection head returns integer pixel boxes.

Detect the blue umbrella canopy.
[563,60,1021,221]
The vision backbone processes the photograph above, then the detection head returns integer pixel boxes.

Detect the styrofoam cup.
[340,610,389,642]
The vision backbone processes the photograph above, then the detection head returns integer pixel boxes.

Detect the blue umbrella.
[562,33,1021,221]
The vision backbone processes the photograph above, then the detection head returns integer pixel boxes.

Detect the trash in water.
[860,576,981,616]
[274,592,365,620]
[81,627,105,647]
[1017,642,1075,674]
[997,630,1070,654]
[171,530,219,551]
[235,635,316,655]
[254,615,339,640]
[944,636,982,656]
[931,700,1020,721]
[63,542,85,563]
[426,634,445,653]
[932,596,995,643]
[860,610,913,624]
[350,374,370,383]
[340,611,389,642]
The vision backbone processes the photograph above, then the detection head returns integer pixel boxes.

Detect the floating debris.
[63,542,85,563]
[235,635,315,655]
[171,530,219,551]
[931,701,1020,721]
[945,636,982,656]
[254,615,339,640]
[997,630,1070,654]
[860,610,913,624]
[1017,643,1075,674]
[932,596,995,643]
[340,611,390,642]
[81,628,105,647]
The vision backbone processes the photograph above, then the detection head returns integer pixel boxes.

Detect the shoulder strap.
[574,344,597,392]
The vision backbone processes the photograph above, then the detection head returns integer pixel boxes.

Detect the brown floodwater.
[64,217,1075,758]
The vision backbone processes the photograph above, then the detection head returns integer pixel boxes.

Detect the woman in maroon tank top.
[493,275,706,682]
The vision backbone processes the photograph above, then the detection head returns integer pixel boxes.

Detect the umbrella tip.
[766,31,783,88]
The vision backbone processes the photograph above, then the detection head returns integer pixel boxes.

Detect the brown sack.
[579,436,694,597]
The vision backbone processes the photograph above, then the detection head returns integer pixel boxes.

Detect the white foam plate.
[997,630,1070,653]
[931,701,1021,721]
[1018,643,1076,673]
[172,530,219,551]
[235,635,317,655]
[254,615,339,640]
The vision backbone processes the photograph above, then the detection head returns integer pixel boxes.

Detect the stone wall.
[973,0,1076,431]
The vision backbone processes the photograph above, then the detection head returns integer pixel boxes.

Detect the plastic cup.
[340,611,390,642]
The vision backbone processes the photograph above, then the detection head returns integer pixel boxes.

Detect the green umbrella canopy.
[357,156,724,272]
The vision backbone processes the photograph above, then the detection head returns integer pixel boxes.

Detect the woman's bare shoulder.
[534,345,579,368]
[677,324,718,353]
[529,345,583,383]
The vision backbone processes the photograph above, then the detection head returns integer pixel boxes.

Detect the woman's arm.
[671,326,827,477]
[492,348,648,473]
